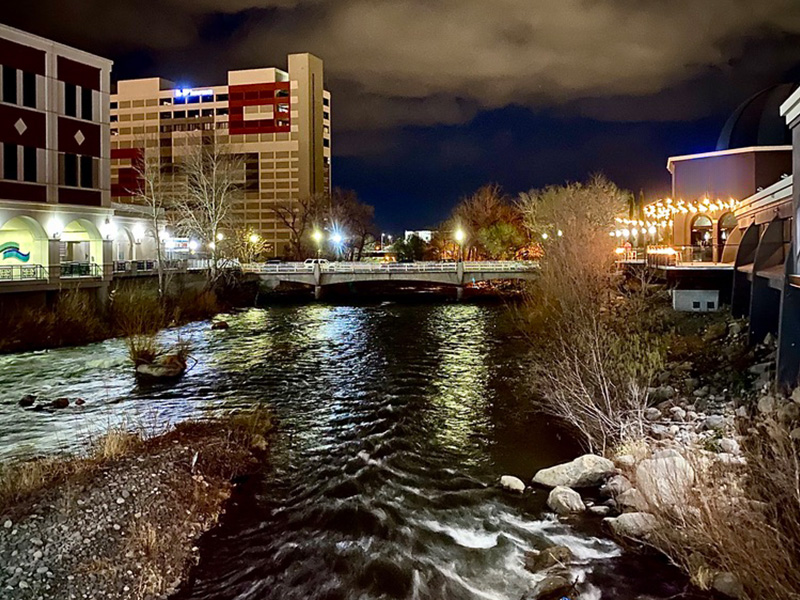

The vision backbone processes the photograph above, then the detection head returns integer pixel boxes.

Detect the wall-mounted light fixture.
[47,217,63,240]
[132,224,145,244]
[101,218,116,241]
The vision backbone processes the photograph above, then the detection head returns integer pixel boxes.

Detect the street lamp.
[312,230,323,258]
[454,228,465,262]
[249,233,260,244]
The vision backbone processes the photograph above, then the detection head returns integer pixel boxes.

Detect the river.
[0,303,705,599]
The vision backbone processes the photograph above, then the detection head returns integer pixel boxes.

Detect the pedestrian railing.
[0,264,48,282]
[241,260,539,275]
[61,262,102,278]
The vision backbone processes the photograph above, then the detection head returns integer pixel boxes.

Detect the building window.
[110,101,118,110]
[65,83,77,117]
[3,143,18,179]
[22,146,36,182]
[323,138,330,147]
[81,87,93,120]
[2,66,17,104]
[80,155,93,188]
[22,71,36,108]
[188,109,200,118]
[323,111,330,120]
[110,114,118,122]
[63,153,78,187]
[216,93,228,102]
[160,111,171,119]
[202,108,214,117]
[216,107,228,116]
[323,97,330,106]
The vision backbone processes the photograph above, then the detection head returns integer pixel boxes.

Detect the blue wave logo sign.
[0,242,30,262]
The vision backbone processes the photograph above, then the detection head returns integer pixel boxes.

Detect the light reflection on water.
[0,304,702,600]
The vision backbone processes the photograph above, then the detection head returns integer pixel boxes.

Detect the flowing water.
[0,303,705,599]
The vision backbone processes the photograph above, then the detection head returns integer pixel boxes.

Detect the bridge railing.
[242,260,539,275]
[462,261,538,272]
[242,262,314,274]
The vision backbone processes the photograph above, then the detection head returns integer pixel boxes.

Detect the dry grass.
[518,177,666,453]
[646,420,800,600]
[0,289,108,352]
[0,408,273,516]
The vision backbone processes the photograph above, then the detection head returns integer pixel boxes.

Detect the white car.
[304,258,329,265]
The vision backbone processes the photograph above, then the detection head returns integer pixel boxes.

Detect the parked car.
[303,258,329,265]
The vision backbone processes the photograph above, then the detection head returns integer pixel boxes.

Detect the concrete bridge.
[242,260,539,299]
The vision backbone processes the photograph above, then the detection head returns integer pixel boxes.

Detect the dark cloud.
[3,1,800,228]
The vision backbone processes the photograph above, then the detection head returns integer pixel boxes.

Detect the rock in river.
[499,475,525,493]
[604,512,658,539]
[532,454,616,488]
[524,545,574,573]
[547,486,585,515]
[211,320,229,330]
[136,354,187,381]
[51,398,69,409]
[526,574,574,599]
[19,394,36,407]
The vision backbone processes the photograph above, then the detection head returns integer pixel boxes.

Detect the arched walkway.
[0,216,49,270]
[61,219,102,276]
[113,227,134,262]
[690,215,713,261]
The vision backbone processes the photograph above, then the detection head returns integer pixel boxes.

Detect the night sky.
[5,1,800,230]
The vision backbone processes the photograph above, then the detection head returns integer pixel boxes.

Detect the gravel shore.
[0,418,269,600]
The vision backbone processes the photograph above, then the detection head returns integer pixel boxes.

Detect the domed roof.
[716,83,797,151]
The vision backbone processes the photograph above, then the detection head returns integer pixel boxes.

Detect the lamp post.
[312,230,323,258]
[454,228,465,262]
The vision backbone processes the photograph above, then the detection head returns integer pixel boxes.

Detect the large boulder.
[547,486,585,515]
[211,320,229,330]
[635,454,695,507]
[600,474,632,497]
[604,512,657,539]
[524,545,573,573]
[713,572,744,599]
[532,454,616,488]
[616,488,649,512]
[499,475,525,493]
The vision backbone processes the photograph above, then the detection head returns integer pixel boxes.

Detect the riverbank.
[0,409,272,599]
[0,277,258,355]
[521,282,800,599]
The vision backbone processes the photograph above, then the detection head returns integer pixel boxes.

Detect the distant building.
[404,230,434,243]
[110,55,332,256]
[0,23,157,295]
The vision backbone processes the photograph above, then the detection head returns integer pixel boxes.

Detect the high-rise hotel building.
[110,53,331,256]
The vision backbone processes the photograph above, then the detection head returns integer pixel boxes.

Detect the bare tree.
[175,143,243,285]
[328,189,376,260]
[124,140,175,299]
[450,184,524,259]
[271,193,329,259]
